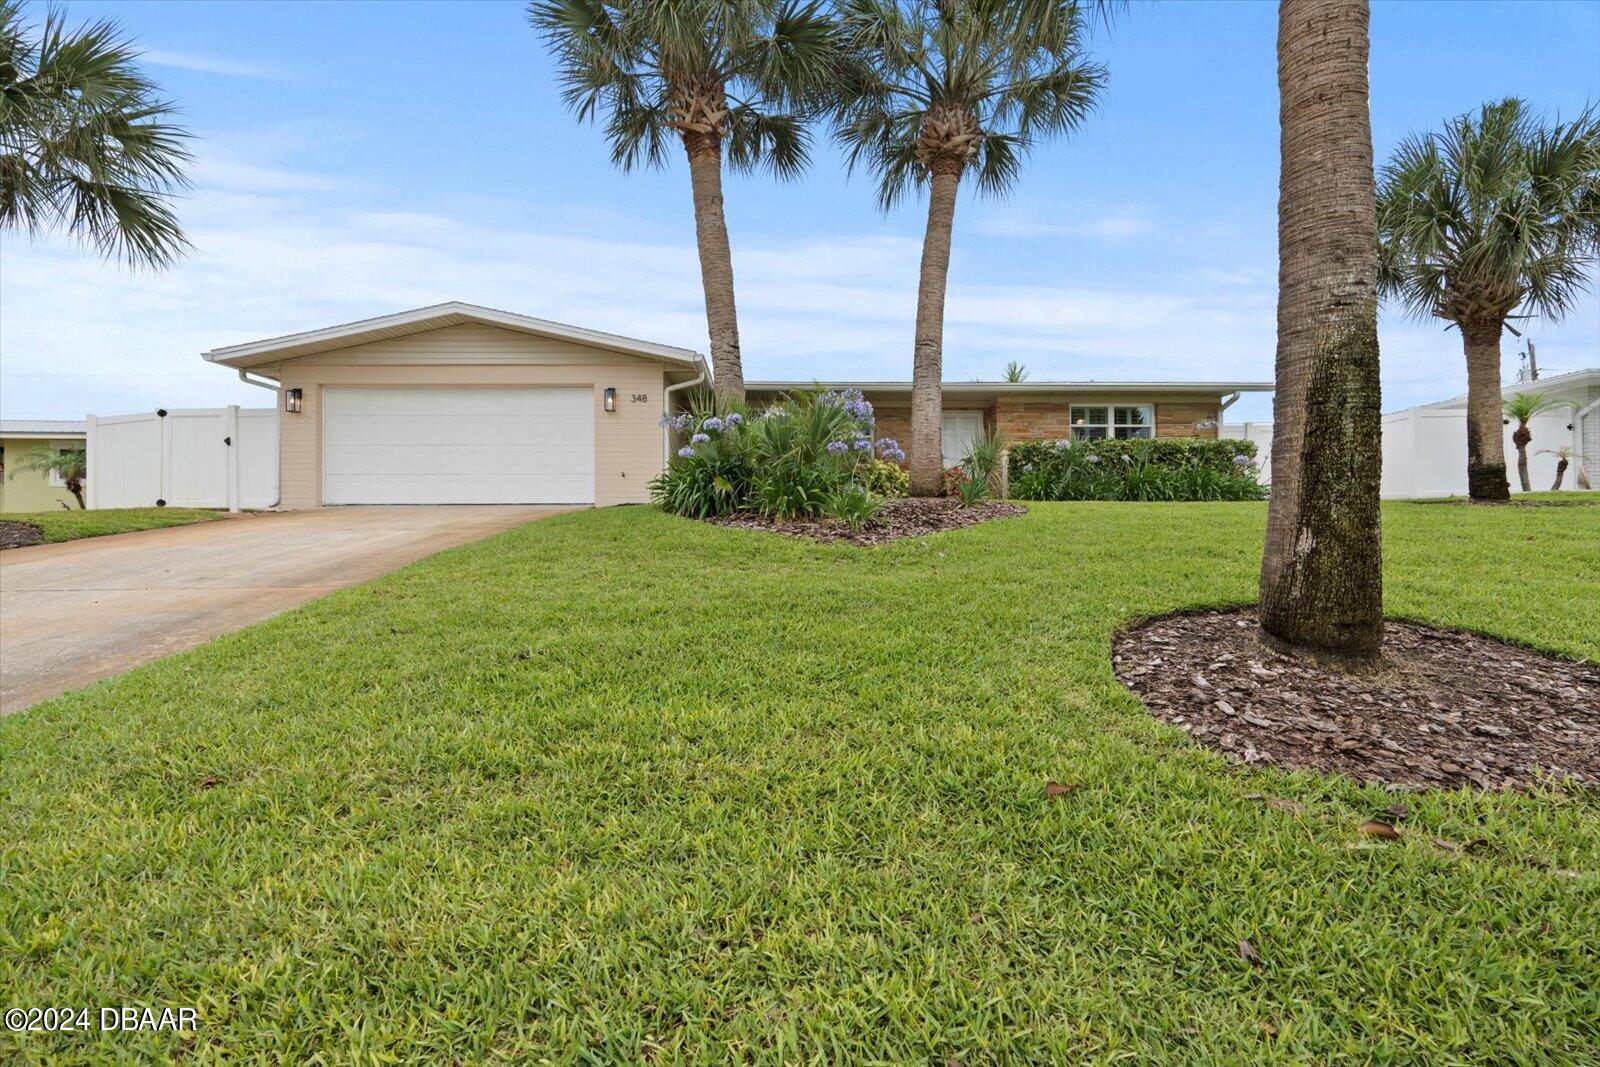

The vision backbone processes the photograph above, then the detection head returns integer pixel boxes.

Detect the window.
[1070,405,1153,440]
[47,446,76,487]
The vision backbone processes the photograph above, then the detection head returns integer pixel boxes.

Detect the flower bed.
[1010,438,1266,501]
[706,497,1025,545]
[653,389,911,529]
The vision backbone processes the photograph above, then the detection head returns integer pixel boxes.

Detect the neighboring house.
[745,381,1274,468]
[201,303,707,508]
[0,420,87,512]
[1381,367,1599,498]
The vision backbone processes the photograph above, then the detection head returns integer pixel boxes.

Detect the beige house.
[201,302,1271,509]
[0,420,87,512]
[203,303,707,508]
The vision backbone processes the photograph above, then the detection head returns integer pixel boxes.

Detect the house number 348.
[631,393,649,403]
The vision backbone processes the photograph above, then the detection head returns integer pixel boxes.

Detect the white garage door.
[322,387,594,505]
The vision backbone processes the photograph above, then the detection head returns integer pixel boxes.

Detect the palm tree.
[831,0,1104,495]
[1377,100,1600,501]
[0,2,191,267]
[8,446,86,508]
[1002,359,1027,382]
[1258,0,1383,663]
[1538,446,1589,491]
[532,0,838,402]
[1503,392,1566,493]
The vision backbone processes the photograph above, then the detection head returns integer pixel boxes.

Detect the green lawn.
[2,502,1596,1062]
[0,507,223,543]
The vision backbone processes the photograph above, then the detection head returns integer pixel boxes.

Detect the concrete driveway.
[0,506,567,715]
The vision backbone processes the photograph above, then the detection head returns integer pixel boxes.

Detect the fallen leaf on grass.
[1258,1020,1278,1038]
[198,776,220,789]
[1383,804,1410,821]
[1238,939,1263,967]
[1358,819,1401,840]
[1244,793,1306,814]
[1045,781,1081,798]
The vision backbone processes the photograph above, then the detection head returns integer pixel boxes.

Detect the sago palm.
[831,0,1105,495]
[1537,446,1589,491]
[532,0,838,402]
[0,1,191,267]
[1258,0,1384,663]
[1377,99,1600,501]
[1503,391,1565,493]
[7,445,87,508]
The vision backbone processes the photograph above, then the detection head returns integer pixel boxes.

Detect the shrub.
[861,458,909,497]
[651,389,905,524]
[944,430,1006,506]
[1009,438,1265,502]
[823,483,883,530]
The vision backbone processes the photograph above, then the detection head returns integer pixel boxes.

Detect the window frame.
[1069,403,1155,441]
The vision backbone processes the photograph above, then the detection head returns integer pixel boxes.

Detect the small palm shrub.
[651,389,906,524]
[823,483,883,530]
[945,429,1005,506]
[1010,439,1266,502]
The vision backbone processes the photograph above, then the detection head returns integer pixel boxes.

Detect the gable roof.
[201,302,705,371]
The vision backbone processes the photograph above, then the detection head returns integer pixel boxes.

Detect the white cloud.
[140,49,294,81]
[5,151,1592,426]
[971,204,1155,242]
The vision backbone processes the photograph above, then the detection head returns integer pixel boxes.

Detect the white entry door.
[942,411,985,469]
[322,386,594,505]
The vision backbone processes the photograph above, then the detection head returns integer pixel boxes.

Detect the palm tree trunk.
[1461,320,1509,500]
[1512,425,1532,492]
[909,163,961,497]
[682,131,744,402]
[1551,458,1567,491]
[66,477,86,509]
[1259,0,1384,664]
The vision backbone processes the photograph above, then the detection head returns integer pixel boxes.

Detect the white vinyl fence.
[1221,422,1273,485]
[1227,406,1590,499]
[86,407,278,511]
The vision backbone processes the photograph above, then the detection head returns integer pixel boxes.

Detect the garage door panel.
[321,386,594,504]
[322,414,591,448]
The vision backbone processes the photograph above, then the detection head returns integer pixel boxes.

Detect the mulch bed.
[1114,609,1600,792]
[704,498,1026,546]
[0,520,45,551]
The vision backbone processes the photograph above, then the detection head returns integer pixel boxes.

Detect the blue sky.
[3,0,1597,422]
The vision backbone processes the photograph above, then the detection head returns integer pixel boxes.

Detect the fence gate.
[85,406,278,510]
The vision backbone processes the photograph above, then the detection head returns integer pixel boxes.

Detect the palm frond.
[0,1,192,268]
[1377,97,1600,328]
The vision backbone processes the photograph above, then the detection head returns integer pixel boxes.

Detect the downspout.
[236,367,282,509]
[1575,397,1600,486]
[1218,391,1241,421]
[662,357,710,467]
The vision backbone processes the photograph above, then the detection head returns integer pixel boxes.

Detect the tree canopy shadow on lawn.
[1,501,1596,1062]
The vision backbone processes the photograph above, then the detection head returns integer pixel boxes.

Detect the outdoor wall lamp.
[604,387,617,413]
[285,387,303,414]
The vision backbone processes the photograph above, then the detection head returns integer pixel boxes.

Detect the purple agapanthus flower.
[852,438,873,452]
[701,416,723,432]
[826,440,849,456]
[725,412,744,426]
[677,446,695,458]
[672,413,694,431]
[1022,463,1034,473]
[1054,438,1071,449]
[1085,454,1101,465]
[691,432,710,444]
[1233,454,1253,467]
